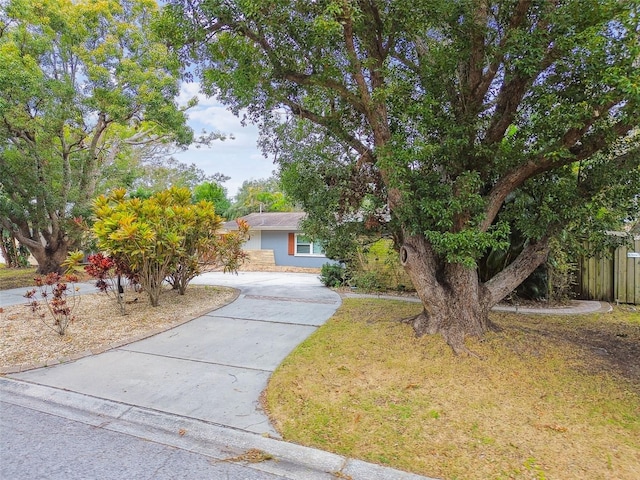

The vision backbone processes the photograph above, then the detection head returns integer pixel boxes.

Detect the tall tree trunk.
[399,233,550,354]
[399,234,492,354]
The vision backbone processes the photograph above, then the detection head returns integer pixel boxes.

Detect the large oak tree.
[163,0,640,352]
[0,0,193,273]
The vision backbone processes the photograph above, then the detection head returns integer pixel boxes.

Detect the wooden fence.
[576,235,640,305]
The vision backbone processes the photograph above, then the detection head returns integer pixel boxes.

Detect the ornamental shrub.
[92,187,248,306]
[92,188,193,306]
[25,272,80,335]
[319,263,348,287]
[84,253,139,314]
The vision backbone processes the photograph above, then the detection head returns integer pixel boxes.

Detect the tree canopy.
[193,180,231,218]
[121,1,640,351]
[225,177,295,219]
[0,0,194,273]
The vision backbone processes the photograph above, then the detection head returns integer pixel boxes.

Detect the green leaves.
[0,0,194,273]
[225,177,294,219]
[425,222,511,269]
[92,187,224,305]
[193,182,231,217]
[162,0,639,273]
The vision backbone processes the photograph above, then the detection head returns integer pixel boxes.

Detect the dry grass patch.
[1,285,237,369]
[265,298,640,480]
[0,265,39,290]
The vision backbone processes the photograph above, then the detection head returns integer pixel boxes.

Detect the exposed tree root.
[400,312,487,358]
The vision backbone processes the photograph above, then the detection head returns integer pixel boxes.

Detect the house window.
[295,234,324,256]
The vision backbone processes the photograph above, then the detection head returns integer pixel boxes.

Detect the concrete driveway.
[9,272,341,436]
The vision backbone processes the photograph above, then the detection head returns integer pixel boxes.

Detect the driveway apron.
[10,272,341,437]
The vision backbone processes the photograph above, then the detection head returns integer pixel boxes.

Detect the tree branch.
[463,1,489,108]
[569,121,634,162]
[1,217,40,251]
[77,112,110,204]
[480,115,634,232]
[231,17,370,118]
[281,71,367,114]
[484,235,551,307]
[483,22,557,145]
[342,9,373,116]
[282,99,373,160]
[468,0,532,113]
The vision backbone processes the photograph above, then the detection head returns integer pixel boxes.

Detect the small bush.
[84,253,139,315]
[24,272,80,335]
[319,263,348,287]
[350,270,385,292]
[351,239,414,292]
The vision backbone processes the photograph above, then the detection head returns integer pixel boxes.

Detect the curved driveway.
[10,272,341,437]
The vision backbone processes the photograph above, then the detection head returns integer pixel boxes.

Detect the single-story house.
[222,212,335,269]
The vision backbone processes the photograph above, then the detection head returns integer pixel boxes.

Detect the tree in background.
[130,157,230,196]
[163,0,639,353]
[193,181,232,218]
[225,177,295,219]
[0,0,193,274]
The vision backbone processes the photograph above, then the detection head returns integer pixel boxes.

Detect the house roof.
[223,212,306,231]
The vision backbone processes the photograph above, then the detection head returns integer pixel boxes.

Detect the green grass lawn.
[0,264,91,290]
[265,298,640,480]
[0,264,39,290]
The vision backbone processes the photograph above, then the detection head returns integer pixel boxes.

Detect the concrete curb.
[491,300,612,315]
[0,377,436,480]
[341,293,612,315]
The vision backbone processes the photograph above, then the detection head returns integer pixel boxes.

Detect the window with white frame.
[295,234,324,256]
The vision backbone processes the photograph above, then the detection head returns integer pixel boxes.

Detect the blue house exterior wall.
[260,231,335,268]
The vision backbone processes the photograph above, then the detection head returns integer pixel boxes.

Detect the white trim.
[294,234,326,257]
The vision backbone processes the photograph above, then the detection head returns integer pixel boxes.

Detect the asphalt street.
[1,401,286,480]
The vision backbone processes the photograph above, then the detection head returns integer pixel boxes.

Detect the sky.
[173,82,278,198]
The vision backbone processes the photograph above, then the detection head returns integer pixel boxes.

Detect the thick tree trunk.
[3,218,72,274]
[399,236,492,354]
[399,233,550,354]
[30,242,70,275]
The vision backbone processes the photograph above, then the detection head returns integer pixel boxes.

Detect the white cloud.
[173,81,277,197]
[179,81,258,146]
[176,81,207,106]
